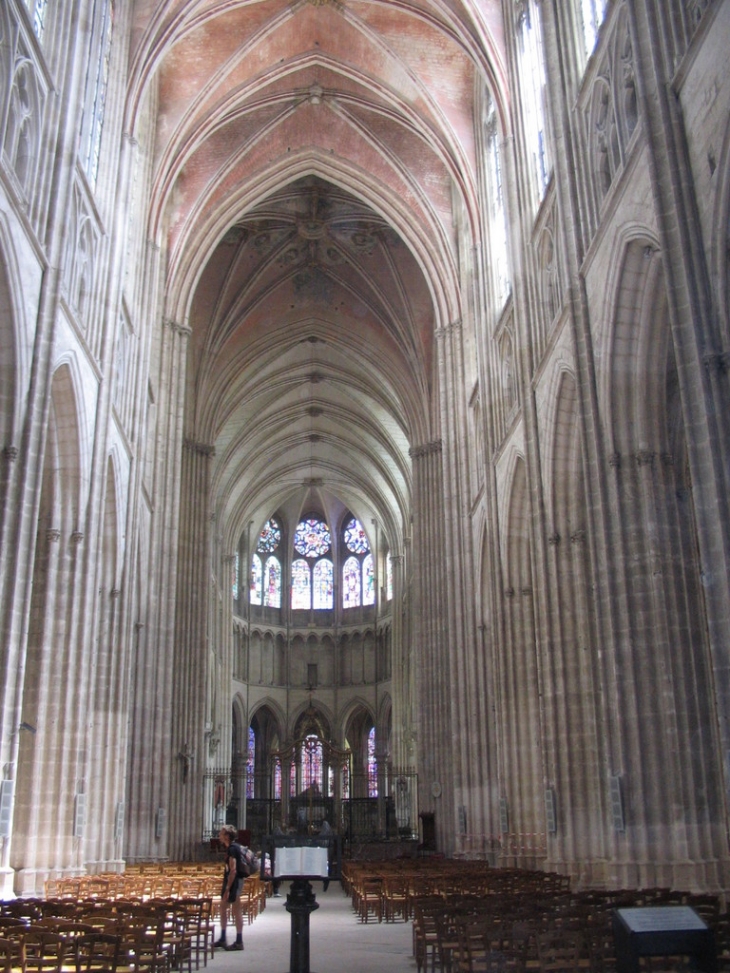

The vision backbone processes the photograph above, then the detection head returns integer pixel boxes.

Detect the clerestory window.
[580,0,609,56]
[79,0,114,188]
[292,517,333,610]
[250,518,282,608]
[342,517,375,609]
[516,0,550,204]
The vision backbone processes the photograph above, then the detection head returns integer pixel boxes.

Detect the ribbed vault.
[129,0,506,544]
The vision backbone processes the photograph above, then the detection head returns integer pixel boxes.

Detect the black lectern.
[261,834,341,973]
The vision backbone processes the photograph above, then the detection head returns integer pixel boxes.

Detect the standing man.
[215,825,245,951]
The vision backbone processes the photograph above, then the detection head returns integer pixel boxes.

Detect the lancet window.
[484,93,511,309]
[292,517,333,610]
[368,726,378,797]
[26,0,48,39]
[342,517,375,609]
[246,726,255,799]
[232,552,239,601]
[79,0,114,187]
[250,518,282,607]
[516,0,550,203]
[581,0,609,55]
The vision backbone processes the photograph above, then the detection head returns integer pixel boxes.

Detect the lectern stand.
[262,835,342,973]
[285,878,319,973]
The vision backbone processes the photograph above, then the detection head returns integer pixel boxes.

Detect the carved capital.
[547,533,561,546]
[183,438,215,457]
[504,586,515,599]
[570,529,585,544]
[436,320,463,340]
[635,450,656,468]
[70,531,84,544]
[608,452,621,469]
[3,446,18,462]
[165,319,192,339]
[409,440,443,459]
[703,352,730,375]
[47,528,61,543]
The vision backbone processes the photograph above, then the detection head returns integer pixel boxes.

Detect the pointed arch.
[605,238,723,865]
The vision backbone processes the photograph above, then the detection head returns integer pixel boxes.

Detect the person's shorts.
[221,877,241,902]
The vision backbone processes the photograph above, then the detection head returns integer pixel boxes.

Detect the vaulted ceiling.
[128,0,507,549]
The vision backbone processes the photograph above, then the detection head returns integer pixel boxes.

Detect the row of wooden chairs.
[344,861,571,926]
[411,886,726,973]
[0,897,216,973]
[343,858,728,973]
[44,874,221,904]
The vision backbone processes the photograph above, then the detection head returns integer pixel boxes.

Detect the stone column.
[626,0,730,826]
[125,318,190,862]
[0,0,100,896]
[409,439,453,846]
[169,437,215,859]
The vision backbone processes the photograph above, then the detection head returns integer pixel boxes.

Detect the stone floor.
[211,881,416,973]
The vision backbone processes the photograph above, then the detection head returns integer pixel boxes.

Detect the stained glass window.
[367,727,378,797]
[581,0,608,54]
[517,1,550,202]
[250,553,263,605]
[80,0,115,187]
[301,735,323,792]
[294,518,331,558]
[341,760,350,799]
[344,518,370,554]
[485,94,511,308]
[274,756,282,800]
[232,552,240,601]
[386,553,393,601]
[342,515,376,609]
[30,0,48,38]
[363,553,375,606]
[247,727,255,799]
[313,559,334,610]
[291,559,311,610]
[263,556,281,608]
[343,556,361,609]
[258,518,281,553]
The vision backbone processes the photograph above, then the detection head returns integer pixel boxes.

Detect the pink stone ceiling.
[129,0,505,540]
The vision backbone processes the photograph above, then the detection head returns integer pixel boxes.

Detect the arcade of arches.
[1,0,730,897]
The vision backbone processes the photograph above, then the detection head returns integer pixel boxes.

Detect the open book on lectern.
[273,844,329,878]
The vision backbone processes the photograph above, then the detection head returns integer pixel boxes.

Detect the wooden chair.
[382,876,409,923]
[536,930,587,973]
[22,930,70,973]
[356,877,383,924]
[76,932,123,973]
[412,898,443,973]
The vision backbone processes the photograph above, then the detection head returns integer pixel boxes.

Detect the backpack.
[237,845,256,878]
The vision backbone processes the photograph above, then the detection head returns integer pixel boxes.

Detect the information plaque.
[613,906,717,973]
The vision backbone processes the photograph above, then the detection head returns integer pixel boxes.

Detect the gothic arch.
[713,107,730,346]
[85,455,126,866]
[545,368,604,864]
[605,238,723,866]
[0,226,21,451]
[496,455,544,864]
[162,155,460,339]
[12,364,85,882]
